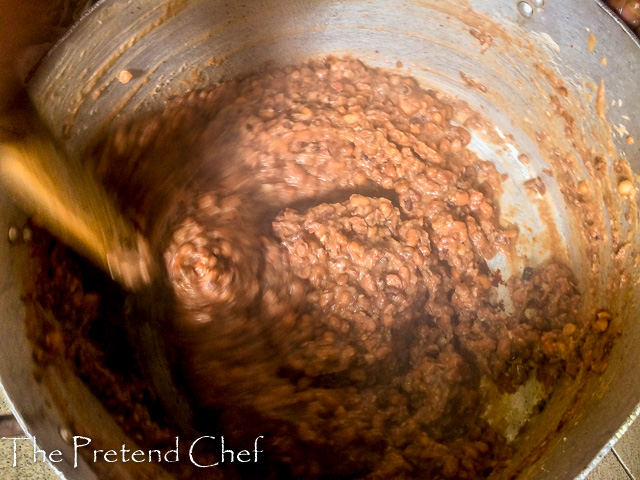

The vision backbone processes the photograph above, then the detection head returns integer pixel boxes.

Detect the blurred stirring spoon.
[0,118,153,291]
[0,112,198,437]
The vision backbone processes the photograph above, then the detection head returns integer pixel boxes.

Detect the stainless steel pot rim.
[594,0,640,49]
[578,402,640,479]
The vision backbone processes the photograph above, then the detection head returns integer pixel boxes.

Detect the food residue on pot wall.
[588,33,597,53]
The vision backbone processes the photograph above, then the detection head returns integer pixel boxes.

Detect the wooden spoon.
[0,118,153,290]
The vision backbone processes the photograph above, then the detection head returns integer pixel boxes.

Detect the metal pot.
[1,0,639,478]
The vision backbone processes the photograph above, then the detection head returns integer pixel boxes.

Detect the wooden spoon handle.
[0,132,153,290]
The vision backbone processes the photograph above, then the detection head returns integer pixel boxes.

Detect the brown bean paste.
[25,57,615,479]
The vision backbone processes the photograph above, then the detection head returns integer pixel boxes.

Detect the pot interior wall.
[1,0,636,479]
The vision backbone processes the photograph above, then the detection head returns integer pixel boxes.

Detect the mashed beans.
[153,58,602,478]
[26,57,615,479]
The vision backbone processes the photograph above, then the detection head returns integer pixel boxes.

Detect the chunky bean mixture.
[25,57,615,479]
